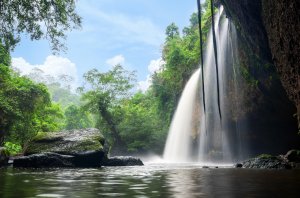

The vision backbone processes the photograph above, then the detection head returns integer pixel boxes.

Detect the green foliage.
[0,0,81,51]
[152,10,204,125]
[64,104,93,130]
[80,65,136,150]
[47,82,81,109]
[0,44,66,147]
[166,23,180,40]
[37,103,65,132]
[25,68,81,109]
[240,64,259,86]
[118,92,166,153]
[4,142,22,156]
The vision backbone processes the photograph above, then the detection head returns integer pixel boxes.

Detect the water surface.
[1,164,300,197]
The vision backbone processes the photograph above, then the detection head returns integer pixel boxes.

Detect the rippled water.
[1,163,300,197]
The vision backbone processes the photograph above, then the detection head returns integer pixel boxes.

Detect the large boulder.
[24,128,108,167]
[103,156,144,166]
[0,147,9,167]
[13,152,74,168]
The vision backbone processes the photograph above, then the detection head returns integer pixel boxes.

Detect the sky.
[11,0,198,91]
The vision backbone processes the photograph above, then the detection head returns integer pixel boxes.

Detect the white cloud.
[148,58,165,73]
[106,54,125,67]
[137,58,165,92]
[79,2,164,46]
[12,57,35,74]
[138,75,152,92]
[12,55,79,90]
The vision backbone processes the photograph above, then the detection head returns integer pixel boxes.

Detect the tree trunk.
[98,101,125,154]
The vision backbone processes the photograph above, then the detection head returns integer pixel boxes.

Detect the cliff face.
[262,0,300,129]
[220,0,300,155]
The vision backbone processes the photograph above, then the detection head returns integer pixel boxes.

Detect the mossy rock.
[26,128,106,156]
[257,154,276,159]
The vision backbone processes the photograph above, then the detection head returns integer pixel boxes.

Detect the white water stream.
[163,7,245,163]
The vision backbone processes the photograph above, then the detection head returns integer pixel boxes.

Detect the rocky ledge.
[11,128,144,168]
[18,128,108,168]
[103,156,144,166]
[235,150,300,169]
[13,152,74,168]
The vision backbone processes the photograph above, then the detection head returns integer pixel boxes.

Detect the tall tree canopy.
[0,0,81,51]
[79,65,136,153]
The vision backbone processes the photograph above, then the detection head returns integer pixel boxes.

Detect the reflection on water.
[1,164,300,197]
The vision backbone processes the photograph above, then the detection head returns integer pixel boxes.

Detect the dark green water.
[1,164,300,198]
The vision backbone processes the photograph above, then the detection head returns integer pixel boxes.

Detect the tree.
[0,72,52,146]
[0,44,65,147]
[37,103,65,132]
[166,23,180,40]
[79,65,136,153]
[64,104,93,130]
[118,91,165,153]
[0,0,81,51]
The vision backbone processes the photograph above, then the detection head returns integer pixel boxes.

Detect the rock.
[284,150,300,163]
[0,147,9,167]
[235,163,243,168]
[290,162,300,169]
[103,156,143,166]
[73,151,106,167]
[24,128,108,167]
[202,166,209,169]
[13,152,74,168]
[241,154,291,169]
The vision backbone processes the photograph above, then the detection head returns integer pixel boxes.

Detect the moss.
[31,132,62,142]
[257,154,275,159]
[33,132,49,140]
[73,139,103,152]
[26,130,105,155]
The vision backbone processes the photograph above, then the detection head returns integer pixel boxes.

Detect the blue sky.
[12,0,198,90]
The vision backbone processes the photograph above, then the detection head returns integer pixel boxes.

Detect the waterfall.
[163,6,245,163]
[163,69,200,162]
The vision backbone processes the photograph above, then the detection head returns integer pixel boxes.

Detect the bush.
[4,142,22,156]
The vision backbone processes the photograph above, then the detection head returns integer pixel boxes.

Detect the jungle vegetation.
[0,0,215,155]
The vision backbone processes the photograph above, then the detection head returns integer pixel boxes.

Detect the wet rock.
[235,163,243,168]
[24,128,108,167]
[73,150,106,167]
[284,150,300,163]
[103,156,143,166]
[241,154,291,169]
[0,147,9,167]
[13,152,74,168]
[202,166,209,169]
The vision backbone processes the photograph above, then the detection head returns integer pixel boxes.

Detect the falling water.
[163,69,200,162]
[163,6,245,163]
